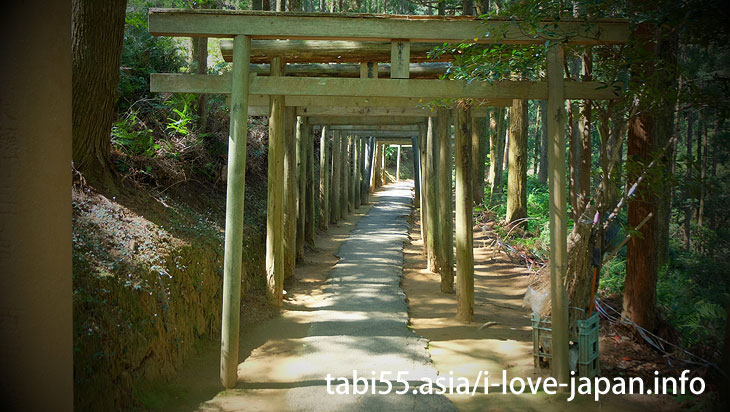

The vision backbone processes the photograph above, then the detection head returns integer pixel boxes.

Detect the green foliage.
[164,93,198,136]
[111,111,159,156]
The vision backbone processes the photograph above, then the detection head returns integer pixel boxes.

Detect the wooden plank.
[412,136,421,208]
[547,43,570,385]
[298,106,495,117]
[349,131,419,137]
[391,40,410,79]
[437,108,454,293]
[374,138,413,146]
[454,107,474,323]
[222,40,467,63]
[220,34,250,390]
[249,62,449,78]
[319,126,329,231]
[149,9,630,45]
[265,57,285,306]
[152,73,621,100]
[307,116,426,126]
[328,125,419,131]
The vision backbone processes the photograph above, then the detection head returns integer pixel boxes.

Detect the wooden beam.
[149,9,630,45]
[454,106,474,323]
[151,73,622,100]
[395,145,401,182]
[297,106,498,117]
[265,57,285,306]
[220,35,250,389]
[353,136,361,209]
[328,125,419,131]
[247,62,450,78]
[342,135,350,216]
[437,108,454,293]
[221,40,468,63]
[374,138,413,145]
[349,131,419,137]
[307,116,426,126]
[418,123,428,257]
[360,62,378,78]
[547,42,570,385]
[391,40,410,79]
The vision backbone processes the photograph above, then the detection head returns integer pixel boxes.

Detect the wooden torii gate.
[148,9,628,389]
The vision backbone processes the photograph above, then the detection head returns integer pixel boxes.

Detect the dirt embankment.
[72,180,267,411]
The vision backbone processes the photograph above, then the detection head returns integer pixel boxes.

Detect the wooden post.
[319,125,329,231]
[371,142,380,190]
[437,109,454,293]
[379,143,386,186]
[305,122,316,245]
[221,34,250,389]
[284,105,297,279]
[412,136,421,208]
[331,130,341,224]
[266,57,285,306]
[547,42,570,385]
[418,124,428,257]
[362,137,371,202]
[425,116,440,272]
[454,107,474,323]
[341,134,349,216]
[352,136,362,209]
[296,115,306,260]
[396,145,401,182]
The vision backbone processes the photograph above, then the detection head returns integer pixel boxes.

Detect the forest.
[67,0,730,410]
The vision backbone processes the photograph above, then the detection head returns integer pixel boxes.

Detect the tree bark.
[284,106,297,279]
[684,112,693,250]
[506,99,528,224]
[71,0,127,188]
[319,126,329,231]
[192,36,209,132]
[489,107,506,202]
[623,24,659,332]
[472,116,487,204]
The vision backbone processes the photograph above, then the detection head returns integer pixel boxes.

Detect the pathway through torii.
[199,181,456,412]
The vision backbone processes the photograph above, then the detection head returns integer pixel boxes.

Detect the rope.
[594,298,727,378]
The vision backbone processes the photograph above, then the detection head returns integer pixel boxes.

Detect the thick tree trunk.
[455,107,474,323]
[472,116,487,204]
[506,99,528,224]
[489,107,506,201]
[538,100,549,184]
[71,0,127,188]
[623,38,659,333]
[296,116,306,260]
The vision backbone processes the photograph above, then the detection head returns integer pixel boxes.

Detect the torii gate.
[148,9,628,389]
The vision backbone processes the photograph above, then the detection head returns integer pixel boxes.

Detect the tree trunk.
[472,116,487,204]
[684,112,693,250]
[576,52,593,220]
[319,126,329,231]
[489,107,506,201]
[284,107,297,279]
[455,107,474,323]
[506,99,528,224]
[192,36,209,132]
[296,116,306,260]
[71,0,127,188]
[623,25,659,332]
[538,100,548,184]
[462,0,474,15]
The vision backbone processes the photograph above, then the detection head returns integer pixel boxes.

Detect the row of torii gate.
[148,9,629,390]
